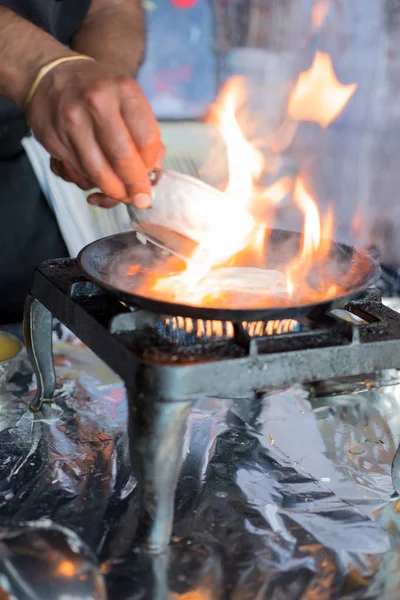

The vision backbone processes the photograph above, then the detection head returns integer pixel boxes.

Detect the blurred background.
[138,0,400,267]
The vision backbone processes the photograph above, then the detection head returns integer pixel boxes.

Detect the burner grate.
[25,258,400,399]
[23,258,400,555]
[156,316,301,345]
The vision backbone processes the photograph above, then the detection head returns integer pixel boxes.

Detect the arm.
[71,0,146,76]
[0,6,76,108]
[0,2,163,208]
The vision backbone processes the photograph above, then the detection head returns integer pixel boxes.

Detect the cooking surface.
[0,322,399,598]
[77,228,380,322]
[2,258,400,598]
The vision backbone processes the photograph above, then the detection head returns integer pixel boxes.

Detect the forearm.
[71,0,145,77]
[0,7,76,108]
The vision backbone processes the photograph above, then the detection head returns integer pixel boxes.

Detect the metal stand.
[23,294,56,412]
[23,259,400,546]
[128,395,194,553]
[23,291,193,554]
[392,444,400,496]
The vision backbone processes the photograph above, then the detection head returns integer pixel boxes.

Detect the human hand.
[26,59,164,208]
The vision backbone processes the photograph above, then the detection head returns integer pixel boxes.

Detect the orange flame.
[58,560,77,578]
[311,0,330,32]
[128,52,359,311]
[127,264,141,276]
[173,592,212,600]
[288,51,357,128]
[164,317,298,339]
[350,206,363,238]
[286,178,335,299]
[152,77,266,301]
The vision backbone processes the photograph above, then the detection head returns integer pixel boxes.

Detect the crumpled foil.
[1,315,400,599]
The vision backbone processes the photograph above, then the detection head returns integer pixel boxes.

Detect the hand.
[26,58,165,208]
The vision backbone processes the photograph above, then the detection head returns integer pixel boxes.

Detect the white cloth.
[22,136,131,257]
[22,123,214,257]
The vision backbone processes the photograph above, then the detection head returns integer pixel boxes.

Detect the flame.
[311,0,330,32]
[180,77,261,288]
[350,206,362,238]
[128,53,359,312]
[58,560,77,578]
[152,77,265,300]
[255,176,293,207]
[286,178,335,299]
[288,51,357,128]
[126,264,141,276]
[162,317,298,341]
[173,592,212,600]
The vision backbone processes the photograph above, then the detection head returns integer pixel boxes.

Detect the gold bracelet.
[25,55,95,109]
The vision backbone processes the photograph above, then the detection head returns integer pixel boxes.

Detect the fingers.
[50,157,93,190]
[34,70,164,210]
[120,80,165,173]
[50,157,65,178]
[87,193,120,209]
[51,158,121,209]
[64,106,127,201]
[51,158,122,209]
[51,158,120,209]
[90,93,152,207]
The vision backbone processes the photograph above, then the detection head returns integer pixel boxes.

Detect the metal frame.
[77,228,381,323]
[23,259,400,552]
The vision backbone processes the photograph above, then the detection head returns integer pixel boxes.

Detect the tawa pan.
[77,227,380,322]
[77,226,380,322]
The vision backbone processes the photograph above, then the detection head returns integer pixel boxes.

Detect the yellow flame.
[295,178,321,257]
[153,78,264,297]
[255,176,293,206]
[172,591,213,600]
[288,51,357,128]
[286,178,335,298]
[134,50,358,309]
[58,560,77,578]
[165,317,298,339]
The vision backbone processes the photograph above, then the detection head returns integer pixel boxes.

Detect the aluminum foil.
[0,320,400,599]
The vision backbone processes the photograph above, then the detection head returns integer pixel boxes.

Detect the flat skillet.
[77,226,380,322]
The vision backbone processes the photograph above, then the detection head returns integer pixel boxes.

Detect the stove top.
[25,258,400,400]
[23,258,400,553]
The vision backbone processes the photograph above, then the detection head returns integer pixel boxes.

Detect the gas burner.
[23,258,400,554]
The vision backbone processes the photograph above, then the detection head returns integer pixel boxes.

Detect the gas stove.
[23,258,400,553]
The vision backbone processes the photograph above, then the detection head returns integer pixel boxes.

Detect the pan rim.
[77,229,381,322]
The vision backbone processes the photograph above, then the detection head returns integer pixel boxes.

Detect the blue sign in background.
[138,1,217,120]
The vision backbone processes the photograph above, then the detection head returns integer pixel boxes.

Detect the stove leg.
[392,443,400,495]
[23,295,56,412]
[128,396,194,554]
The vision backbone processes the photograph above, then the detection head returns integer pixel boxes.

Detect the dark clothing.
[0,0,92,322]
[0,153,67,325]
[0,0,92,157]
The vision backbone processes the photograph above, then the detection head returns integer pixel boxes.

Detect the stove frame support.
[23,289,193,554]
[128,397,194,552]
[22,258,400,552]
[23,296,56,412]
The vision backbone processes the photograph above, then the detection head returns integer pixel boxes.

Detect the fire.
[350,206,362,238]
[172,592,212,600]
[152,77,262,298]
[129,50,358,310]
[286,178,335,299]
[311,0,330,32]
[288,51,357,128]
[127,264,141,276]
[162,316,298,341]
[58,560,77,578]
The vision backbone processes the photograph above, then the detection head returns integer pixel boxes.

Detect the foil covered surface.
[0,319,400,599]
